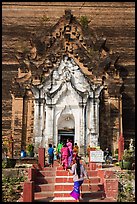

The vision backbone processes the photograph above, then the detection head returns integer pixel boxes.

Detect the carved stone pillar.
[95,98,100,144]
[87,98,94,147]
[33,100,41,145]
[79,101,86,155]
[21,89,34,150]
[33,98,45,151]
[89,98,99,147]
[44,104,54,152]
[88,85,103,148]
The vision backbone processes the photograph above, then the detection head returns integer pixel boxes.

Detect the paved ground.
[102,164,121,171]
[80,156,121,171]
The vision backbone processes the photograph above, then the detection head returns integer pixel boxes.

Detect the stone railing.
[97,169,118,200]
[22,147,45,202]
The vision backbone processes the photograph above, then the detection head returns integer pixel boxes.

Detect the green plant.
[40,14,49,26]
[115,148,118,155]
[2,158,16,168]
[26,144,34,157]
[2,140,8,157]
[117,171,135,202]
[119,160,132,170]
[119,149,135,170]
[123,149,134,162]
[114,162,119,166]
[2,174,26,202]
[79,15,90,30]
[27,144,34,152]
[113,148,118,160]
[2,160,7,168]
[115,154,118,160]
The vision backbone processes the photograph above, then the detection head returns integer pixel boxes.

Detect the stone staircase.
[32,161,117,202]
[34,166,56,202]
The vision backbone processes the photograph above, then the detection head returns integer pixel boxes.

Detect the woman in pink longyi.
[66,138,73,167]
[61,143,70,170]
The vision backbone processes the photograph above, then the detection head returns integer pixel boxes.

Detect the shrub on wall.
[117,171,135,202]
[79,15,90,30]
[2,174,26,202]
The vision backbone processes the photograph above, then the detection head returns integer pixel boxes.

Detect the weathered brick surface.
[2,2,135,150]
[23,181,34,202]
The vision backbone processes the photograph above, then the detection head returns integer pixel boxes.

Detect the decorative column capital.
[79,101,86,108]
[35,98,45,104]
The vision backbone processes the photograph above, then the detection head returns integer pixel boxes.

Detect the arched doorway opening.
[57,114,75,145]
[58,129,75,146]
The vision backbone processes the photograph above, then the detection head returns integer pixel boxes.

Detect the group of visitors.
[48,139,79,170]
[60,139,80,170]
[47,139,89,202]
[48,139,79,169]
[48,142,114,202]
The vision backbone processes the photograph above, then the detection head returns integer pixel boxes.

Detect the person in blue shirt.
[48,144,54,167]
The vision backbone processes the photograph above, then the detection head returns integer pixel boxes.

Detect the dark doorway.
[58,129,74,146]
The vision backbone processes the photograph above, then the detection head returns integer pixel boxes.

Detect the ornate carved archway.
[11,10,123,155]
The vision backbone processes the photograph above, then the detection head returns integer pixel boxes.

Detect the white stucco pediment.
[31,56,104,104]
[42,56,91,102]
[32,57,104,151]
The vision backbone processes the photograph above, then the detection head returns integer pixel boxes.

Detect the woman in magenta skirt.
[68,156,89,202]
[61,143,70,170]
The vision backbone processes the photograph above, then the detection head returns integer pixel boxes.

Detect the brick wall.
[2,2,135,148]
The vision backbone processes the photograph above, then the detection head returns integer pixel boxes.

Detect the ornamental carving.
[12,9,124,98]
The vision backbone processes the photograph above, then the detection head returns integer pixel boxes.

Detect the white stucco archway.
[32,56,104,154]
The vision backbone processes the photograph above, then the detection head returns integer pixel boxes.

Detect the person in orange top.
[87,145,91,157]
[73,143,79,159]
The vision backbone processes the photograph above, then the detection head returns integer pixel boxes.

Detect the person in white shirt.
[68,156,89,202]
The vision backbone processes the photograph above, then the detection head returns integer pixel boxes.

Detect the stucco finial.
[65,9,72,19]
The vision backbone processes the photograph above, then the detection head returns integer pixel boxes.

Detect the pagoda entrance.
[11,10,124,156]
[58,129,75,146]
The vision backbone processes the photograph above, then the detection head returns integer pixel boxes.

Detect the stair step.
[37,171,56,177]
[19,195,116,203]
[35,197,54,202]
[52,197,76,202]
[54,183,103,191]
[35,183,55,192]
[52,197,117,202]
[35,176,55,184]
[55,176,73,183]
[55,177,100,184]
[86,171,98,177]
[35,191,54,199]
[56,171,71,176]
[42,167,57,170]
[56,170,98,177]
[85,183,104,191]
[17,158,119,202]
[54,190,105,198]
[34,197,54,202]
